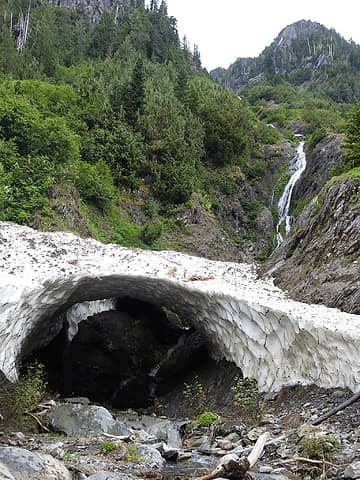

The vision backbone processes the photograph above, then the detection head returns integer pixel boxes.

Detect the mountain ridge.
[210,19,360,102]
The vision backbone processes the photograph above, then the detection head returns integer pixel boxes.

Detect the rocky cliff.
[47,0,134,22]
[267,173,360,313]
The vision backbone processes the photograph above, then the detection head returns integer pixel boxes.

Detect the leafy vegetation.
[196,411,221,427]
[301,435,339,461]
[100,440,119,455]
[183,376,207,415]
[0,0,275,249]
[231,376,263,423]
[14,362,47,422]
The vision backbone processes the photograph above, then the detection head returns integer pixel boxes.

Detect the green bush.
[125,444,144,463]
[196,411,220,427]
[183,376,206,415]
[301,435,339,461]
[141,219,163,245]
[100,440,118,455]
[14,362,47,421]
[231,376,263,422]
[73,160,115,210]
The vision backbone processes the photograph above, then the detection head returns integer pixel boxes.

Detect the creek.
[276,140,306,246]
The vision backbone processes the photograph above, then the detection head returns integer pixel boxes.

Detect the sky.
[164,0,360,71]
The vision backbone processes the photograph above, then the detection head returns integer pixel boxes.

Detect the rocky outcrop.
[47,0,133,23]
[0,222,359,394]
[292,134,345,203]
[267,175,360,313]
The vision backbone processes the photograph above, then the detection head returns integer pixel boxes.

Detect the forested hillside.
[0,0,279,257]
[0,4,359,264]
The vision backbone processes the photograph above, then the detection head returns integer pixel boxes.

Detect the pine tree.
[124,57,145,126]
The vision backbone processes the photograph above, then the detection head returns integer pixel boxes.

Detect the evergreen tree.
[124,57,145,126]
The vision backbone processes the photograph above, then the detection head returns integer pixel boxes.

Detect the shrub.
[196,411,221,427]
[301,435,339,461]
[141,219,163,245]
[125,444,144,463]
[100,440,118,455]
[14,362,47,421]
[231,376,263,422]
[183,376,206,415]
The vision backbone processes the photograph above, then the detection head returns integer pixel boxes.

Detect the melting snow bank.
[0,222,359,393]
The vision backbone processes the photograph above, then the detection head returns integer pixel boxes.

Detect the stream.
[276,140,306,246]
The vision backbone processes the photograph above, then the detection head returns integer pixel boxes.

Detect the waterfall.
[276,141,306,246]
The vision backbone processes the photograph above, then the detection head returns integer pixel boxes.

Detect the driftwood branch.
[193,432,269,480]
[312,391,360,425]
[25,411,50,432]
[282,456,342,468]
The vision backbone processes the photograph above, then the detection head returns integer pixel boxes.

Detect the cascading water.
[276,141,306,246]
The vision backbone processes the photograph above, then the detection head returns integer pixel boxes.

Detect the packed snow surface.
[0,222,359,392]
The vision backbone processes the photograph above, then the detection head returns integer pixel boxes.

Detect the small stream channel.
[276,140,307,246]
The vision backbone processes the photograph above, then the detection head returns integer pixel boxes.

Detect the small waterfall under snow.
[276,141,306,246]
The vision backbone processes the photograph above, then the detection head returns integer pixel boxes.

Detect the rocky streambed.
[0,384,359,480]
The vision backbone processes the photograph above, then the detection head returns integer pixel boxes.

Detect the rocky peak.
[275,19,327,49]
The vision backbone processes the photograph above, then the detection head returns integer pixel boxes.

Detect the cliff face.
[292,134,345,203]
[267,174,360,314]
[47,0,134,22]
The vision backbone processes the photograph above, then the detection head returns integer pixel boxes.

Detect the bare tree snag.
[312,391,360,425]
[193,432,269,480]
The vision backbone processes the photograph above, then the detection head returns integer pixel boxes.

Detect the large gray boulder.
[0,447,71,480]
[48,404,131,436]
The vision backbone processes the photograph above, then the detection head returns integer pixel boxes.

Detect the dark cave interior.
[23,297,211,409]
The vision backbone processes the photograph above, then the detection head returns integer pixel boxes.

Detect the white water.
[276,141,306,246]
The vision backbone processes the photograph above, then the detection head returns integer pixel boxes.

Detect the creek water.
[276,141,306,246]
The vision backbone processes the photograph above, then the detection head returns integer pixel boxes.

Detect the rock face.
[0,222,359,394]
[268,175,360,313]
[47,0,133,23]
[292,134,345,203]
[210,20,358,96]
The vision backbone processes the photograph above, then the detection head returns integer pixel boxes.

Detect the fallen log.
[312,391,360,425]
[193,432,269,480]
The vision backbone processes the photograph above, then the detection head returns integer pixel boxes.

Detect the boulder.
[0,447,71,480]
[344,461,360,479]
[48,404,130,436]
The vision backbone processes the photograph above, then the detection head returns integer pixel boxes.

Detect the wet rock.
[216,439,233,450]
[344,461,360,479]
[158,443,179,461]
[48,404,130,436]
[87,473,135,480]
[64,397,90,405]
[136,444,164,468]
[0,447,71,480]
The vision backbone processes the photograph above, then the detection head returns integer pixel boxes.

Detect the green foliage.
[141,219,163,245]
[301,435,339,461]
[63,451,80,462]
[345,103,360,170]
[196,411,221,427]
[183,376,206,415]
[100,440,118,455]
[231,376,263,422]
[125,444,144,463]
[14,362,47,421]
[73,160,116,210]
[242,198,263,220]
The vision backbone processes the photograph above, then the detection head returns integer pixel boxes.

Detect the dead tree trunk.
[193,432,269,480]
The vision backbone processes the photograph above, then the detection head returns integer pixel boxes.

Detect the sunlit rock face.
[0,222,359,393]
